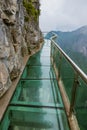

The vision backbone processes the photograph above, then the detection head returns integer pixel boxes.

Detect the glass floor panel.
[40,50,50,57]
[19,80,54,103]
[28,56,51,66]
[11,80,63,106]
[7,107,70,130]
[21,66,56,79]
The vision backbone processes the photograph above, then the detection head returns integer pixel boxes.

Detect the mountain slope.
[56,26,87,56]
[46,26,87,73]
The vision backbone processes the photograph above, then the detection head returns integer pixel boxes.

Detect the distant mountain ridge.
[46,25,87,56]
[45,26,87,73]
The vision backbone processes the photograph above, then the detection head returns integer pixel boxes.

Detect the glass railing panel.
[51,42,75,101]
[51,43,75,78]
[62,79,74,101]
[60,57,75,79]
[51,37,87,130]
[51,43,60,70]
[75,78,87,107]
[75,108,87,130]
[75,78,87,130]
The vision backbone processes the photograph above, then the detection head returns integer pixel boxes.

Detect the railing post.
[50,40,54,65]
[50,40,63,80]
[58,52,62,79]
[69,74,79,118]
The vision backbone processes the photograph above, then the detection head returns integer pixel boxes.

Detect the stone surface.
[0,0,43,97]
[0,62,11,97]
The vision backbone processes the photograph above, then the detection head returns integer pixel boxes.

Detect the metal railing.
[50,33,87,130]
[51,34,87,83]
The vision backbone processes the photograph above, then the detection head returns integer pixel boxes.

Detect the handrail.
[50,33,87,84]
[50,33,86,130]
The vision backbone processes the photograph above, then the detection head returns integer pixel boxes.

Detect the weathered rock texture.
[0,0,43,97]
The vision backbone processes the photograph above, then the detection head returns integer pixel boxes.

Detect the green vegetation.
[24,16,29,22]
[23,0,40,21]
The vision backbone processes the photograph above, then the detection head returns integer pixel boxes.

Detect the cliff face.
[0,0,42,97]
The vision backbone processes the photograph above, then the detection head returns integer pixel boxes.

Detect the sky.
[39,0,87,32]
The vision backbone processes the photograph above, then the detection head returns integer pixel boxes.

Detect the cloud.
[39,0,87,31]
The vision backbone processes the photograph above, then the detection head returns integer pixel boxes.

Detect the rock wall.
[0,0,43,97]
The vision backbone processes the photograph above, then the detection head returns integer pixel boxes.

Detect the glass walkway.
[0,40,70,130]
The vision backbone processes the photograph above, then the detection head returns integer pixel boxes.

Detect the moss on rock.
[23,0,40,21]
